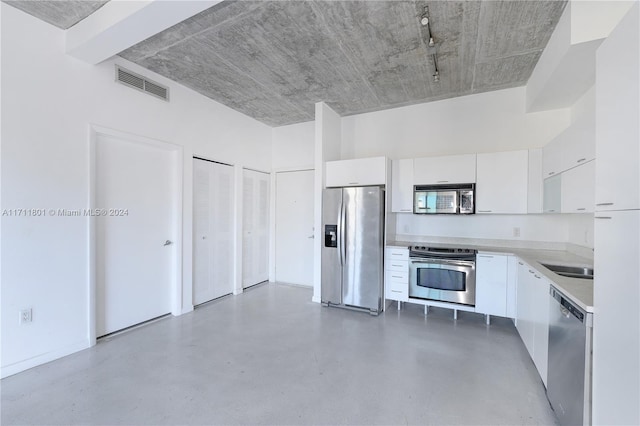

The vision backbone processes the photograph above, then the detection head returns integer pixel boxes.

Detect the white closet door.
[96,134,176,337]
[275,170,314,286]
[193,158,234,305]
[243,169,270,288]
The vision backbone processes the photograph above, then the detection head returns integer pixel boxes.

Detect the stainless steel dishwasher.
[547,286,593,426]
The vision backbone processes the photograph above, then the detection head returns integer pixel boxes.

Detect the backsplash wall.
[395,213,594,249]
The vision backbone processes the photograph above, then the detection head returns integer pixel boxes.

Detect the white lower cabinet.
[384,247,409,305]
[516,260,535,355]
[475,253,508,317]
[475,253,517,319]
[515,259,550,387]
[532,274,550,387]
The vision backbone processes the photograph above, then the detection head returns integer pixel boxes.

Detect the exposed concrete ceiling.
[5,0,568,127]
[120,0,567,126]
[3,0,108,29]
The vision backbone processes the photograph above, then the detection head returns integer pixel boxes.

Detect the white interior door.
[95,134,176,337]
[193,158,234,305]
[243,169,270,288]
[275,170,314,286]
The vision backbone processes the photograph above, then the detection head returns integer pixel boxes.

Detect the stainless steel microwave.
[414,183,475,214]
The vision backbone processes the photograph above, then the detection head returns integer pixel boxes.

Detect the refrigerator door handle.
[342,200,347,265]
[337,199,344,266]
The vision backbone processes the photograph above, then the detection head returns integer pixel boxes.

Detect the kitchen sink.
[540,263,594,280]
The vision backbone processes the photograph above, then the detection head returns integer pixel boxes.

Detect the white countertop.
[386,239,594,312]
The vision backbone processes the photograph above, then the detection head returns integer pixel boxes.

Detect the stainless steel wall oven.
[409,246,477,306]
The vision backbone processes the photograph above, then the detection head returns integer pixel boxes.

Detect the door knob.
[164,240,173,246]
[308,235,314,239]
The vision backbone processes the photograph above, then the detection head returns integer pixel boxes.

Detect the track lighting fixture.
[420,4,441,83]
[432,54,440,82]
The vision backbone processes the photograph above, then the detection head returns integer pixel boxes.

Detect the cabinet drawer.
[385,281,408,302]
[385,247,409,261]
[386,259,408,272]
[386,270,409,283]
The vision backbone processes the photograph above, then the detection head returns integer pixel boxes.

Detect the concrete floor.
[2,283,558,425]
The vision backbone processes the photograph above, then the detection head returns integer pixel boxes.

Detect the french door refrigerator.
[321,186,384,315]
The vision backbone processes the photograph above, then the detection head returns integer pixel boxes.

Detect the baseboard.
[1,339,90,379]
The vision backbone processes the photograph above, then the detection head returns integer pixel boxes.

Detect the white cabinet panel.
[391,159,414,213]
[595,8,640,212]
[506,256,518,319]
[475,253,508,316]
[561,160,595,213]
[593,210,640,426]
[515,259,550,388]
[476,150,528,214]
[193,159,235,305]
[242,169,270,288]
[531,274,550,387]
[516,260,535,356]
[413,154,476,185]
[325,157,387,187]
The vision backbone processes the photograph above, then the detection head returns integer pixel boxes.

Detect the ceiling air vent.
[115,65,169,101]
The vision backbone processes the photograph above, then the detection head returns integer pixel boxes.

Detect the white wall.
[341,87,570,160]
[271,121,314,170]
[312,103,342,302]
[1,4,271,377]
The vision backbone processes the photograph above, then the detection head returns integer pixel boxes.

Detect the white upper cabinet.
[561,160,595,213]
[543,120,596,179]
[476,150,528,214]
[413,154,476,185]
[325,157,387,188]
[542,136,564,178]
[563,115,596,169]
[595,8,639,212]
[391,159,414,213]
[543,175,562,213]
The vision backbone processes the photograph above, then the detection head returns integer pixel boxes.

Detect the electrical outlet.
[513,227,521,237]
[19,308,32,324]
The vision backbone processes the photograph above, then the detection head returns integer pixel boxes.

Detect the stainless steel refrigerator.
[321,186,384,315]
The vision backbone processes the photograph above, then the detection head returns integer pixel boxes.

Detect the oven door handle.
[410,258,475,268]
[440,259,475,268]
